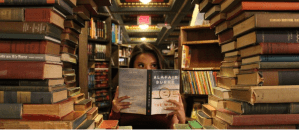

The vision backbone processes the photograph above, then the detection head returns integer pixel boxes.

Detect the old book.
[0,22,62,40]
[237,70,299,86]
[231,85,299,104]
[119,68,180,115]
[213,116,296,129]
[0,33,61,44]
[0,40,61,55]
[0,8,24,21]
[73,5,91,20]
[208,95,226,110]
[234,13,299,37]
[215,21,230,34]
[217,76,237,89]
[98,120,119,129]
[67,87,80,97]
[0,84,66,92]
[242,55,299,65]
[196,110,212,126]
[0,53,61,63]
[77,120,94,129]
[199,0,213,13]
[63,69,75,75]
[0,61,62,79]
[220,67,239,77]
[241,43,299,58]
[221,41,236,53]
[205,5,221,20]
[202,104,216,118]
[94,114,103,128]
[61,33,79,45]
[220,0,240,13]
[241,62,299,70]
[118,126,133,129]
[23,98,73,119]
[237,30,299,49]
[227,1,299,21]
[25,8,65,29]
[74,99,92,112]
[0,111,86,129]
[173,124,191,129]
[225,50,240,58]
[64,0,77,7]
[66,14,85,27]
[0,103,22,119]
[188,120,202,129]
[212,0,224,4]
[64,20,82,34]
[86,107,98,120]
[223,56,241,62]
[218,29,234,45]
[226,100,299,115]
[213,87,231,99]
[221,61,241,68]
[63,28,80,38]
[0,79,64,86]
[210,13,226,28]
[71,93,85,104]
[61,44,76,55]
[0,0,73,15]
[0,88,67,104]
[61,53,77,64]
[216,110,299,126]
[229,11,260,26]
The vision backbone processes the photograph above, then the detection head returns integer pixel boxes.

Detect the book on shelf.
[231,85,299,104]
[219,67,239,77]
[118,68,180,115]
[240,62,299,70]
[242,55,299,64]
[215,21,230,35]
[190,102,202,119]
[67,87,80,97]
[86,107,98,120]
[0,8,24,21]
[0,53,61,63]
[202,104,216,118]
[205,5,221,20]
[199,0,213,13]
[218,29,234,45]
[25,7,65,29]
[73,5,90,20]
[94,114,104,128]
[221,41,236,53]
[61,53,77,64]
[213,87,231,99]
[66,14,85,27]
[98,120,119,129]
[216,76,237,89]
[196,110,212,126]
[221,61,241,68]
[64,20,82,34]
[0,84,66,92]
[77,120,95,129]
[74,99,92,112]
[0,61,62,79]
[61,33,79,45]
[71,93,85,104]
[0,103,22,119]
[0,88,67,104]
[208,95,226,110]
[210,13,226,28]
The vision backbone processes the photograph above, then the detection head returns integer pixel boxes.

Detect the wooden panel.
[79,21,89,99]
[186,29,217,42]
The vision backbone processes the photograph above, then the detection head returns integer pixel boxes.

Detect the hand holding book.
[112,86,131,113]
[165,95,186,124]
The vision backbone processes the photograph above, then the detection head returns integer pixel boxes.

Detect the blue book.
[111,23,115,44]
[242,55,299,64]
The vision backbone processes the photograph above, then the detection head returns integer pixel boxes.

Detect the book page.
[151,70,180,115]
[119,68,147,115]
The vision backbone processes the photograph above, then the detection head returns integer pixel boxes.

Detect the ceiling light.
[141,37,146,41]
[140,0,151,4]
[139,24,149,29]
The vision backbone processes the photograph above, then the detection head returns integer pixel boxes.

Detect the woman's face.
[134,53,158,69]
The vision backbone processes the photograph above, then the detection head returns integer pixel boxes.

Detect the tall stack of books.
[0,0,90,129]
[197,0,299,129]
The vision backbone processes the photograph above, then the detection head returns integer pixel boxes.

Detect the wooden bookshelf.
[183,40,219,45]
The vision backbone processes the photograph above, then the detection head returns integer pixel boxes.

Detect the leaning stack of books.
[198,0,299,129]
[0,0,91,129]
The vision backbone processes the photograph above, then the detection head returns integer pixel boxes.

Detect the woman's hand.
[165,95,186,124]
[112,86,131,113]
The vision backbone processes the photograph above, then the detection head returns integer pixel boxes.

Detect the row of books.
[193,0,299,129]
[112,23,122,44]
[89,18,107,39]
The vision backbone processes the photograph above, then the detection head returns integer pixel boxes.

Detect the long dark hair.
[129,43,168,69]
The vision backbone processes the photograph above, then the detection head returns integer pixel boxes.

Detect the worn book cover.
[119,68,180,115]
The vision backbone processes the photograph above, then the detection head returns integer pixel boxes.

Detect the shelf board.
[182,67,220,71]
[183,94,209,97]
[183,40,219,45]
[88,38,109,43]
[181,24,211,30]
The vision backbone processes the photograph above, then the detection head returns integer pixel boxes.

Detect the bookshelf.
[179,25,224,117]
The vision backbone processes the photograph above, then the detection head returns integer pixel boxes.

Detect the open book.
[118,68,180,115]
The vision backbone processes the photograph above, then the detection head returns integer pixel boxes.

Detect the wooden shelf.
[182,67,220,71]
[181,24,211,30]
[88,38,109,43]
[183,94,209,97]
[183,40,219,45]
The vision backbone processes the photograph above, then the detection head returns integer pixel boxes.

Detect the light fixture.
[140,0,151,4]
[167,46,170,49]
[141,37,146,41]
[139,24,149,30]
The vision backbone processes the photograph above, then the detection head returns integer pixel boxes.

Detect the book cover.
[0,53,61,63]
[240,62,299,70]
[0,103,22,119]
[0,84,66,92]
[98,120,118,129]
[0,8,24,21]
[118,68,180,115]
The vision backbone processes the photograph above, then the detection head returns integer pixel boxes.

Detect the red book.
[0,40,60,55]
[227,1,299,20]
[98,120,119,129]
[0,61,62,79]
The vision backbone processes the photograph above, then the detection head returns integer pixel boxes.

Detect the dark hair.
[129,43,168,69]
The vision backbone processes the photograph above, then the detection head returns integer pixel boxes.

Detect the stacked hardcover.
[197,0,299,129]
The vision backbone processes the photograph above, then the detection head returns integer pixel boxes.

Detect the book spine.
[233,114,299,125]
[0,86,50,92]
[261,43,299,54]
[218,29,234,44]
[0,61,45,79]
[0,103,22,119]
[260,55,299,62]
[0,8,24,21]
[0,0,55,5]
[262,71,299,86]
[73,113,87,129]
[256,30,299,43]
[259,62,299,69]
[243,1,299,11]
[0,40,49,54]
[25,8,51,22]
[242,102,290,114]
[256,13,299,28]
[112,23,115,43]
[290,103,299,114]
[146,70,152,115]
[1,91,53,103]
[0,53,47,61]
[0,80,20,86]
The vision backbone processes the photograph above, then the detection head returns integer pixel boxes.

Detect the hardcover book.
[118,68,180,115]
[0,79,64,86]
[0,53,61,63]
[0,8,24,21]
[0,103,22,119]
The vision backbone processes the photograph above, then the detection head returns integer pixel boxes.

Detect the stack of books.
[196,0,299,129]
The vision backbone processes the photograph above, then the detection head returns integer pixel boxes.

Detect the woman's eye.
[138,64,144,68]
[151,64,157,68]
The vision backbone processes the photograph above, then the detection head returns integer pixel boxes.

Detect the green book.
[188,120,203,129]
[173,124,191,129]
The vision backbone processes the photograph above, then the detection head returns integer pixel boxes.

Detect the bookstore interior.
[1,0,299,129]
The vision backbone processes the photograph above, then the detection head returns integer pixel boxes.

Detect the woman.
[109,43,186,129]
